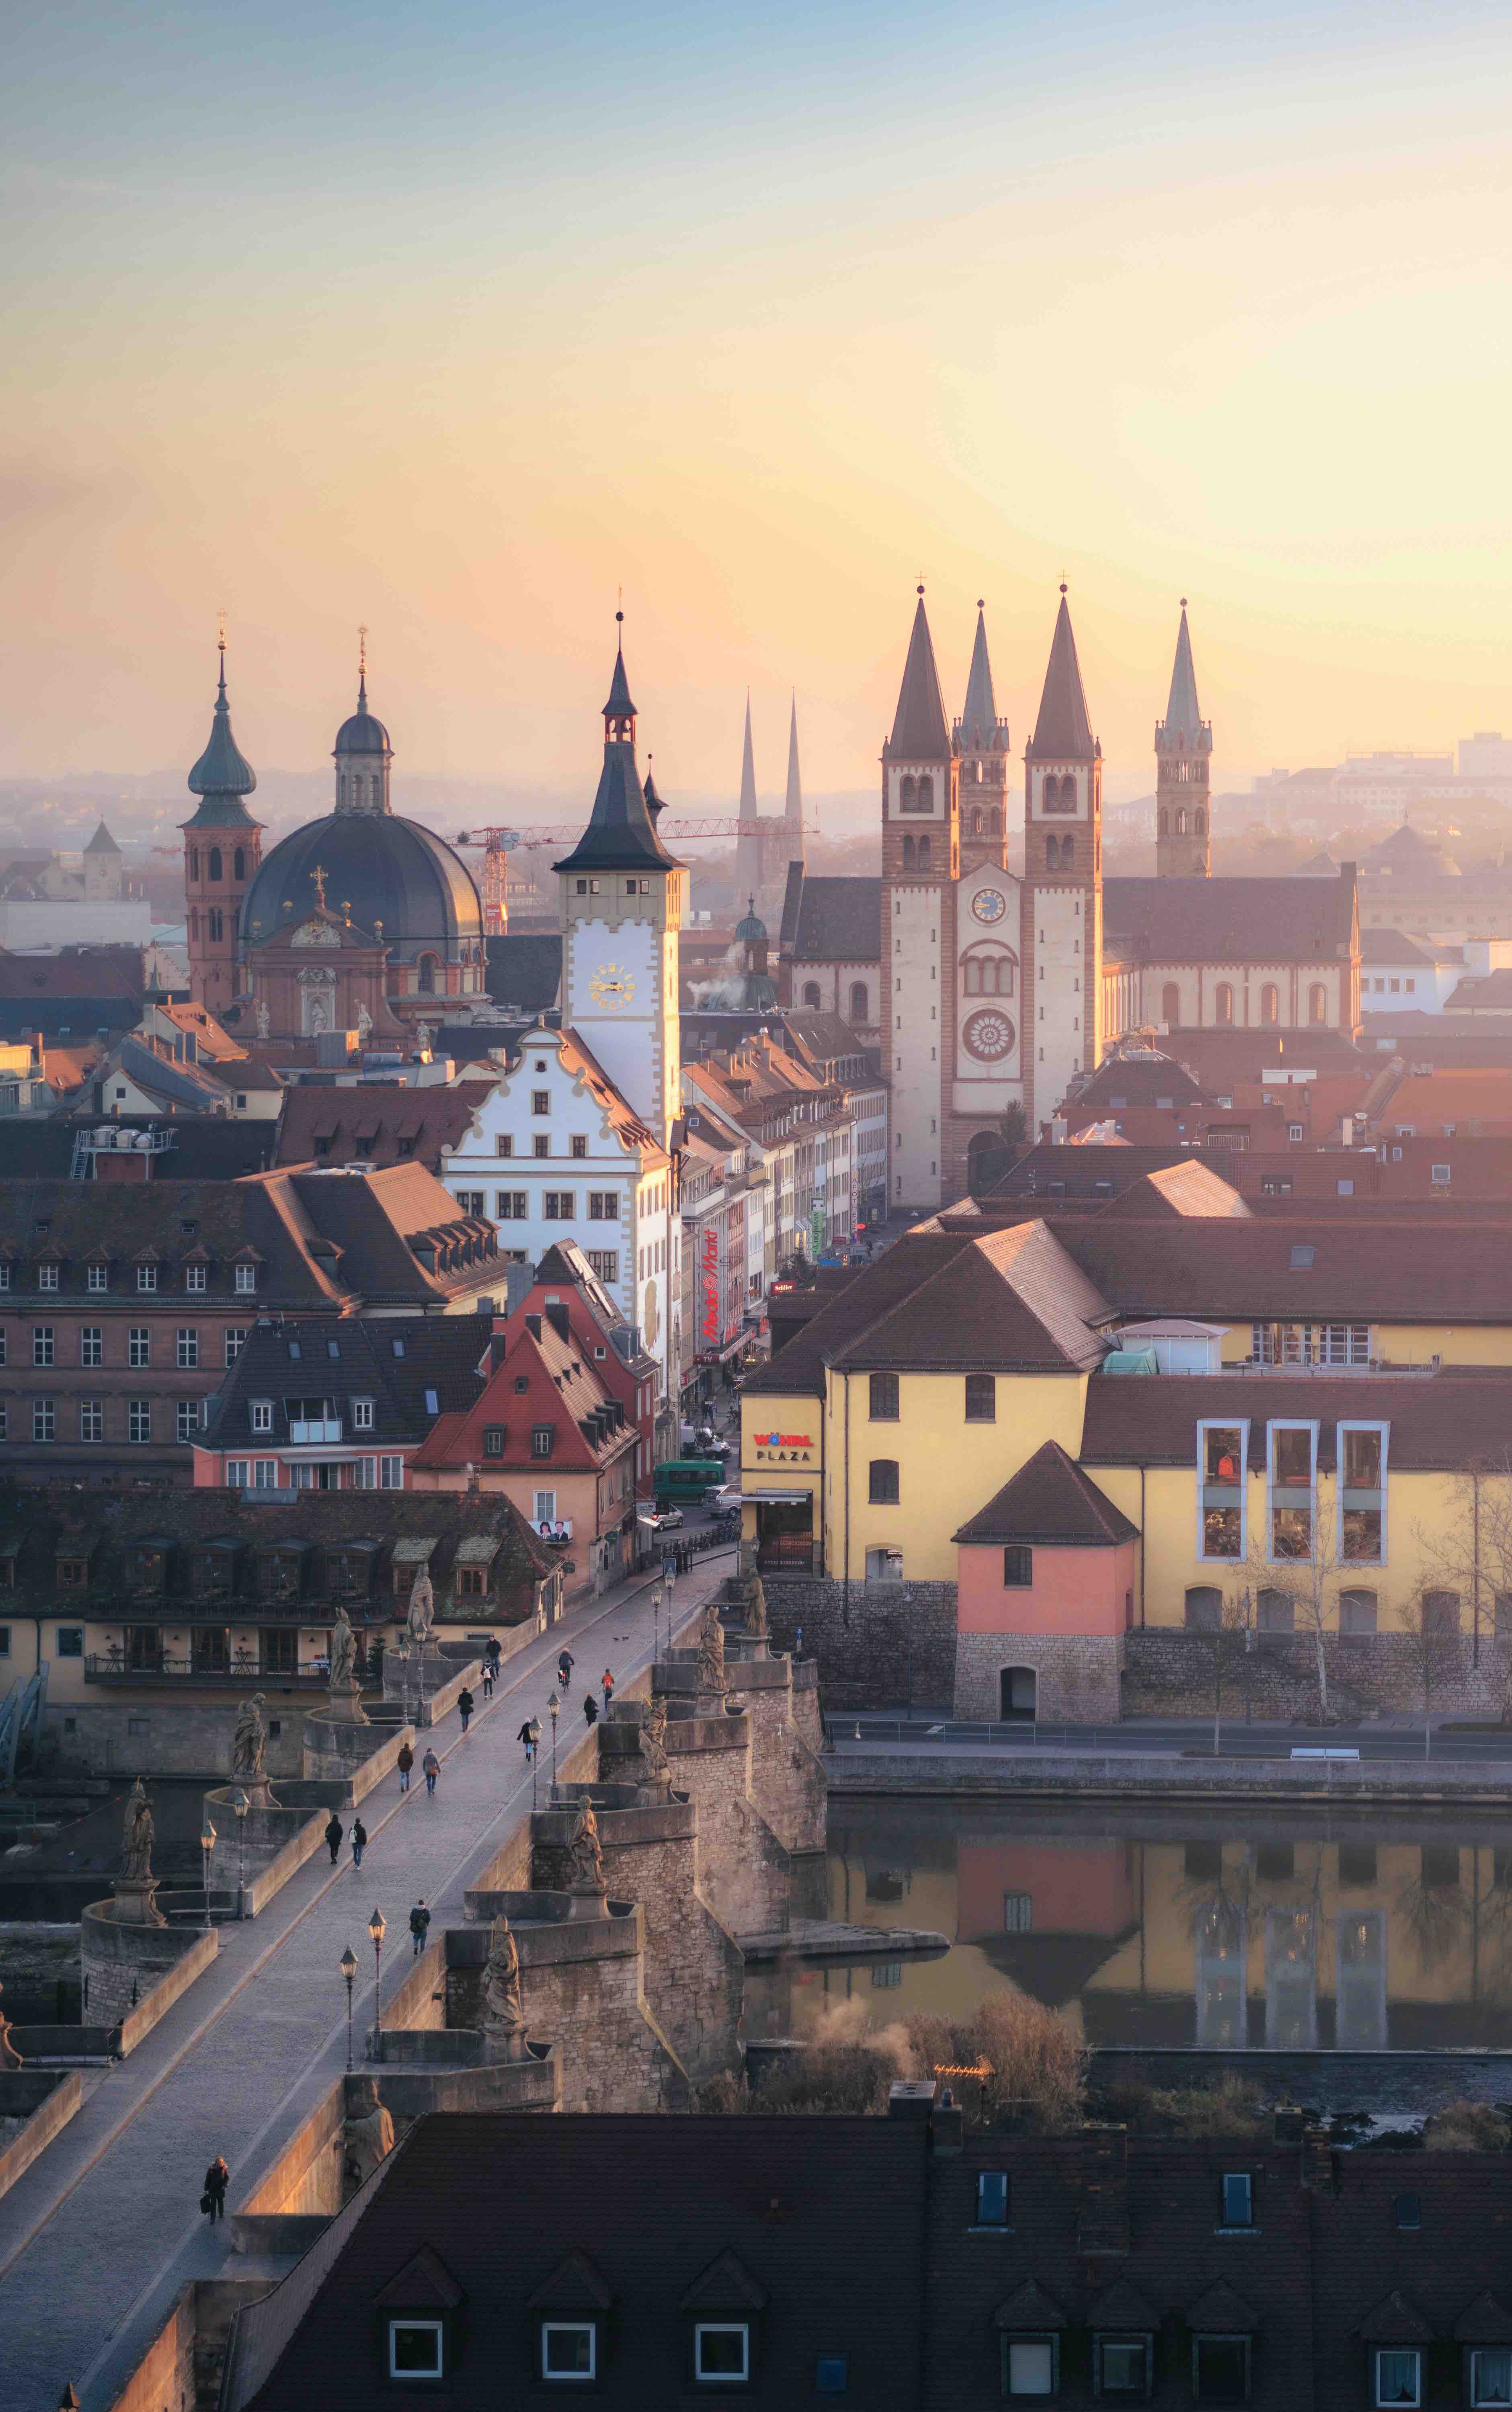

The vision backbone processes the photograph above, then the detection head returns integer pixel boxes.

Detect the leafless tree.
[1414,1454,1512,1707]
[1396,1583,1467,1759]
[1233,1522,1385,1726]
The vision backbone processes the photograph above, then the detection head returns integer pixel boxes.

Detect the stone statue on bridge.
[343,2076,395,2196]
[482,1914,527,2057]
[119,1778,155,1883]
[639,1694,671,1788]
[406,1567,435,1648]
[232,1693,267,1782]
[695,1602,726,1698]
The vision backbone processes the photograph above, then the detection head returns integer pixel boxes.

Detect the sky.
[5,0,1512,813]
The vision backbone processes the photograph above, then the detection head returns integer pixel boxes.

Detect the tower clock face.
[589,962,636,1010]
[972,887,1007,925]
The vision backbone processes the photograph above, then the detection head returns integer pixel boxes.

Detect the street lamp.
[368,1906,387,2050]
[547,1690,559,1798]
[652,1581,662,1666]
[340,1944,357,2071]
[395,1634,412,1729]
[527,1717,542,1810]
[200,1810,217,1921]
[232,1788,249,1920]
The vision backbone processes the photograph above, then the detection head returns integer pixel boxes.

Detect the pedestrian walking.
[423,1746,439,1797]
[397,1740,414,1794]
[324,1811,343,1866]
[557,1649,574,1693]
[410,1897,431,1957]
[517,1719,536,1763]
[487,1636,502,1682]
[351,1816,367,1870]
[481,1661,494,1699]
[601,1667,615,1712]
[458,1684,475,1735]
[202,2154,230,2223]
[583,1693,599,1729]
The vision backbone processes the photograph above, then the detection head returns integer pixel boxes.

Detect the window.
[55,1626,84,1657]
[1288,1123,1304,1143]
[388,2320,443,2380]
[88,1264,107,1292]
[1340,1588,1378,1639]
[351,1397,374,1431]
[1008,2344,1066,2402]
[815,2353,849,2395]
[1260,983,1278,1025]
[1097,2337,1151,2398]
[869,1459,899,1503]
[1221,2171,1253,2227]
[187,1263,207,1292]
[587,1251,619,1284]
[455,1190,484,1215]
[532,1089,550,1114]
[1394,2192,1421,2231]
[1216,982,1234,1024]
[496,1134,514,1157]
[694,2324,749,2383]
[129,1400,152,1444]
[976,2171,1010,2227]
[531,1423,555,1459]
[1003,1545,1033,1588]
[33,1325,54,1366]
[1256,1587,1292,1634]
[588,1192,618,1219]
[544,1192,575,1220]
[176,1328,199,1369]
[176,1400,201,1443]
[496,1191,528,1219]
[38,1262,58,1291]
[965,1374,995,1422]
[459,1565,486,1597]
[1186,1585,1223,1633]
[542,2322,596,2381]
[33,1399,56,1443]
[482,1424,505,1458]
[1269,1425,1314,1560]
[80,1399,103,1443]
[235,1263,256,1294]
[225,1328,248,1366]
[1161,981,1181,1025]
[251,1400,273,1434]
[869,1372,899,1420]
[1374,2349,1420,2407]
[226,1460,250,1487]
[125,1327,150,1368]
[136,1263,157,1292]
[1309,982,1327,1024]
[1194,2336,1251,2402]
[570,1134,588,1160]
[1471,2349,1512,2406]
[380,1456,403,1488]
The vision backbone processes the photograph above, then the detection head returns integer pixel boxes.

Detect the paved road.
[831,1713,1512,1764]
[0,1548,734,2412]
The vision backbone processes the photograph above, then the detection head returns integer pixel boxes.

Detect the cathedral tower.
[881,587,958,1209]
[556,623,684,1147]
[1022,587,1102,1133]
[1155,601,1212,876]
[954,601,1009,876]
[783,692,806,873]
[181,634,262,1016]
[333,630,393,815]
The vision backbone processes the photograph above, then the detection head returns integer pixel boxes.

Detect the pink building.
[952,1440,1137,1723]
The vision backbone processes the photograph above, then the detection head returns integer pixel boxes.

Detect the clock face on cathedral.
[589,962,636,1010]
[971,887,1007,925]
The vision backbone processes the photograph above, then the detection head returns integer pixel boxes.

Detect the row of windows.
[5,1326,248,1369]
[1185,1582,1474,1638]
[0,1263,256,1295]
[869,1372,997,1422]
[1157,803,1208,837]
[493,1132,592,1158]
[570,876,656,896]
[1188,981,1330,1027]
[458,1188,620,1222]
[389,2316,774,2388]
[186,845,247,883]
[5,1398,202,1444]
[225,1457,404,1489]
[1200,1417,1386,1564]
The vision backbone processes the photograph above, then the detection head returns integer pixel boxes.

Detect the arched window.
[418,953,438,995]
[1185,1585,1222,1632]
[1045,835,1059,870]
[233,848,246,882]
[967,1130,999,1190]
[971,808,983,836]
[1060,835,1074,872]
[1176,807,1187,836]
[963,947,1016,998]
[207,846,222,882]
[1261,984,1279,1025]
[1161,982,1180,1026]
[902,835,915,869]
[1309,984,1327,1024]
[189,848,200,881]
[1158,809,1168,838]
[1216,982,1234,1025]
[918,775,933,810]
[1195,806,1207,836]
[207,908,223,943]
[189,908,199,942]
[802,981,821,1009]
[899,774,916,810]
[849,982,869,1022]
[917,835,931,870]
[989,808,1001,835]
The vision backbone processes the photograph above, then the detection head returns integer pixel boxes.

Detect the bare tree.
[1415,1454,1512,1707]
[1233,1520,1381,1726]
[1195,1587,1256,1754]
[1396,1583,1466,1759]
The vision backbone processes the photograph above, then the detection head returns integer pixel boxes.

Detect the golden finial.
[217,606,227,649]
[358,624,368,676]
[311,862,327,912]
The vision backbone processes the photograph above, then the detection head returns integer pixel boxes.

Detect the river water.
[745,1798,1512,2057]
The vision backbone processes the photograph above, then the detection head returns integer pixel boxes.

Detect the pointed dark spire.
[555,626,677,877]
[643,763,666,824]
[1028,587,1096,760]
[1159,600,1204,742]
[183,635,260,828]
[887,587,950,759]
[960,600,999,743]
[739,695,757,821]
[784,693,803,825]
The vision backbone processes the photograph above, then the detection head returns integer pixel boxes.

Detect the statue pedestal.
[483,2028,533,2064]
[235,1775,279,1809]
[322,1681,369,1727]
[111,1876,167,1928]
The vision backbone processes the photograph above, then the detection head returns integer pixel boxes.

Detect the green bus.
[653,1458,725,1510]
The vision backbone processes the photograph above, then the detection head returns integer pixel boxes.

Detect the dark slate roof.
[779,859,805,952]
[953,1438,1138,1545]
[84,819,121,855]
[243,813,482,952]
[1158,605,1206,744]
[886,594,951,761]
[604,642,635,720]
[1055,1212,1512,1328]
[790,875,882,966]
[554,742,679,876]
[992,1143,1241,1202]
[0,946,145,1001]
[273,1079,499,1172]
[184,650,260,829]
[1361,928,1442,966]
[332,670,392,758]
[229,2113,929,2412]
[0,997,140,1042]
[0,1118,277,1179]
[957,604,1004,748]
[485,932,563,1013]
[202,1315,492,1452]
[1028,593,1096,761]
[1069,1053,1208,1115]
[1102,870,1356,966]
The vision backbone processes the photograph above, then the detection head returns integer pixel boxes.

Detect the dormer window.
[531,1423,555,1459]
[388,2322,443,2381]
[136,1263,158,1292]
[187,1264,207,1292]
[353,1397,375,1431]
[38,1263,58,1292]
[88,1264,108,1293]
[56,1556,88,1588]
[235,1262,257,1294]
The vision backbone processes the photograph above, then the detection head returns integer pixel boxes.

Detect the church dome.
[241,811,482,957]
[735,896,767,943]
[334,706,392,757]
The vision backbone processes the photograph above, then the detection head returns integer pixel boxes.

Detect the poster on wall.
[698,1224,723,1356]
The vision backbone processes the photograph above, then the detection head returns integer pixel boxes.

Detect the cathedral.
[780,588,1361,1209]
[182,637,488,1040]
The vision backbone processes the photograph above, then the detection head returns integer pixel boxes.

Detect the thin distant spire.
[739,694,757,821]
[960,599,998,742]
[784,692,802,825]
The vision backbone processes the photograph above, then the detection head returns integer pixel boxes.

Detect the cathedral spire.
[184,631,260,827]
[555,620,676,876]
[960,600,999,745]
[603,613,636,739]
[739,694,757,821]
[784,693,803,826]
[887,587,950,759]
[1159,599,1204,741]
[1028,586,1097,759]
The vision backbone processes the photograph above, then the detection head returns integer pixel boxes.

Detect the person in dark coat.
[204,2154,229,2222]
[410,1897,431,1957]
[397,1740,414,1794]
[351,1817,367,1869]
[457,1685,475,1735]
[324,1812,343,1866]
[583,1693,599,1729]
[517,1719,536,1763]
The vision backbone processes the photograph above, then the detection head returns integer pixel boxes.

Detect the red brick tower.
[181,636,262,1016]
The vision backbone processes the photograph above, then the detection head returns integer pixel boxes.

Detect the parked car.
[637,1507,684,1533]
[710,1485,743,1513]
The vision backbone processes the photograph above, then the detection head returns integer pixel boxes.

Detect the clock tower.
[555,622,685,1147]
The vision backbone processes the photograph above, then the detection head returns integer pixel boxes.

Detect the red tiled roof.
[953,1440,1139,1545]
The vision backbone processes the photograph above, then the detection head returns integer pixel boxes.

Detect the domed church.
[182,636,487,1042]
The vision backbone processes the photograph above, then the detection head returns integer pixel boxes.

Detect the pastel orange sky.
[5,0,1512,806]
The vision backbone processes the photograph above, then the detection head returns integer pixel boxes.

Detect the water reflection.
[743,1801,1512,2052]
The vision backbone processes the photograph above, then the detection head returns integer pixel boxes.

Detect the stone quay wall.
[758,1574,958,1711]
[445,1904,685,2114]
[1122,1629,1512,1723]
[81,1896,219,2043]
[54,1695,313,1782]
[660,1711,793,1938]
[0,2068,83,2205]
[954,1629,1124,1723]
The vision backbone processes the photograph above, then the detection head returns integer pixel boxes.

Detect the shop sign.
[752,1429,817,1466]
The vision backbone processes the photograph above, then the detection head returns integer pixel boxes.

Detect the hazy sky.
[5,0,1512,808]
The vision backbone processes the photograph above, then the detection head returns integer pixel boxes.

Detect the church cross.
[311,862,327,912]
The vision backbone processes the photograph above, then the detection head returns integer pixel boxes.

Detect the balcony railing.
[287,1417,342,1444]
[85,1653,332,1686]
